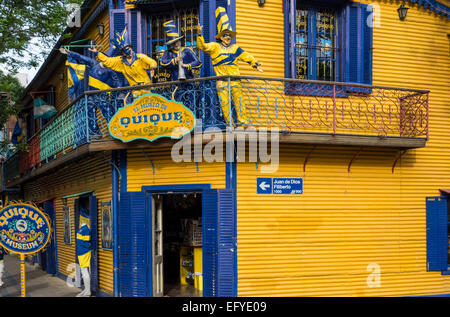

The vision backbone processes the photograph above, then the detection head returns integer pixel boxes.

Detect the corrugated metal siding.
[127,145,226,191]
[235,0,285,78]
[18,1,114,295]
[235,0,450,296]
[23,154,114,295]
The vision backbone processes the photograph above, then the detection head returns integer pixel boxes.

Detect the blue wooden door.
[202,189,235,297]
[43,201,57,275]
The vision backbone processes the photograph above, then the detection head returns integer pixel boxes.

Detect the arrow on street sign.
[259,181,270,191]
[257,178,273,194]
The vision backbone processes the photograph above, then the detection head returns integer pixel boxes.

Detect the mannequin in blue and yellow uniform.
[60,46,126,138]
[160,20,202,107]
[197,7,263,126]
[89,25,157,98]
[76,206,91,297]
[161,20,202,81]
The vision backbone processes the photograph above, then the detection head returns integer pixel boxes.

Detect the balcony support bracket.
[392,149,407,174]
[303,145,317,173]
[348,147,364,173]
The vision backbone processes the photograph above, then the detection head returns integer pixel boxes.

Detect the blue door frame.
[141,184,212,297]
[43,200,57,275]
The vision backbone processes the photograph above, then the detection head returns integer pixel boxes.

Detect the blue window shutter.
[200,0,213,77]
[110,9,126,47]
[119,191,147,297]
[426,196,448,271]
[109,9,129,85]
[362,5,373,85]
[128,10,143,53]
[285,0,296,79]
[343,3,372,85]
[217,189,235,297]
[43,201,57,275]
[89,194,99,293]
[202,189,218,296]
[216,0,228,9]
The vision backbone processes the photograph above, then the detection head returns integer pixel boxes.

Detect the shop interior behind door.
[154,193,202,297]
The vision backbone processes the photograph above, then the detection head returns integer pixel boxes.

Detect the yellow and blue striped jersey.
[197,35,258,77]
[96,52,157,86]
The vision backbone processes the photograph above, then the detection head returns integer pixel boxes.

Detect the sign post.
[20,254,25,297]
[0,202,52,297]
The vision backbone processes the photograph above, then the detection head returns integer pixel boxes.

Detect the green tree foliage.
[0,0,83,154]
[0,70,26,153]
[0,0,84,70]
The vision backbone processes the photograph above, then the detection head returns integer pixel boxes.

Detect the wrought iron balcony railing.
[8,75,429,182]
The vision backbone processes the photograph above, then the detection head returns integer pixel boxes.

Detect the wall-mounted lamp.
[257,0,265,7]
[397,4,409,21]
[97,22,105,36]
[58,73,64,81]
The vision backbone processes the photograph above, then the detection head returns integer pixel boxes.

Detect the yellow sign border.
[108,92,196,143]
[0,202,52,256]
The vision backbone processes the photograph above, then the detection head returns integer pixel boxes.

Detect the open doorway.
[152,192,203,297]
[74,194,98,294]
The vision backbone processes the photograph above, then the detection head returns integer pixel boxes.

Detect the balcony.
[4,75,429,186]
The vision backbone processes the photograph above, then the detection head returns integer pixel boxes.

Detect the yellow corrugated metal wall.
[235,0,450,296]
[23,154,114,295]
[127,145,226,191]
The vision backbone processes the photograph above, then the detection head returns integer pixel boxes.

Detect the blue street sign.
[272,178,303,195]
[257,178,273,194]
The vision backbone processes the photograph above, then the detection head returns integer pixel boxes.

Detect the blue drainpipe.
[112,150,119,296]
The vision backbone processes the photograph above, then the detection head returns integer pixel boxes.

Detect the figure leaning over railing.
[60,45,127,140]
[89,25,157,99]
[197,6,263,127]
[160,20,202,110]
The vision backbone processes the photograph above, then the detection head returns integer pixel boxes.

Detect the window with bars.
[145,6,200,83]
[294,5,339,81]
[286,0,373,87]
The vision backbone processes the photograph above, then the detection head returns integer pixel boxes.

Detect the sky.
[2,38,52,87]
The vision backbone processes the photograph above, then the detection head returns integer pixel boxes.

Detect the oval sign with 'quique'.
[108,93,196,143]
[0,203,51,255]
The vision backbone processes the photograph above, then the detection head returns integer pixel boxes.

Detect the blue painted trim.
[229,0,237,45]
[145,192,152,297]
[112,150,120,297]
[51,200,59,276]
[142,183,212,297]
[284,0,290,78]
[119,150,127,192]
[225,143,238,297]
[344,5,350,82]
[410,0,450,18]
